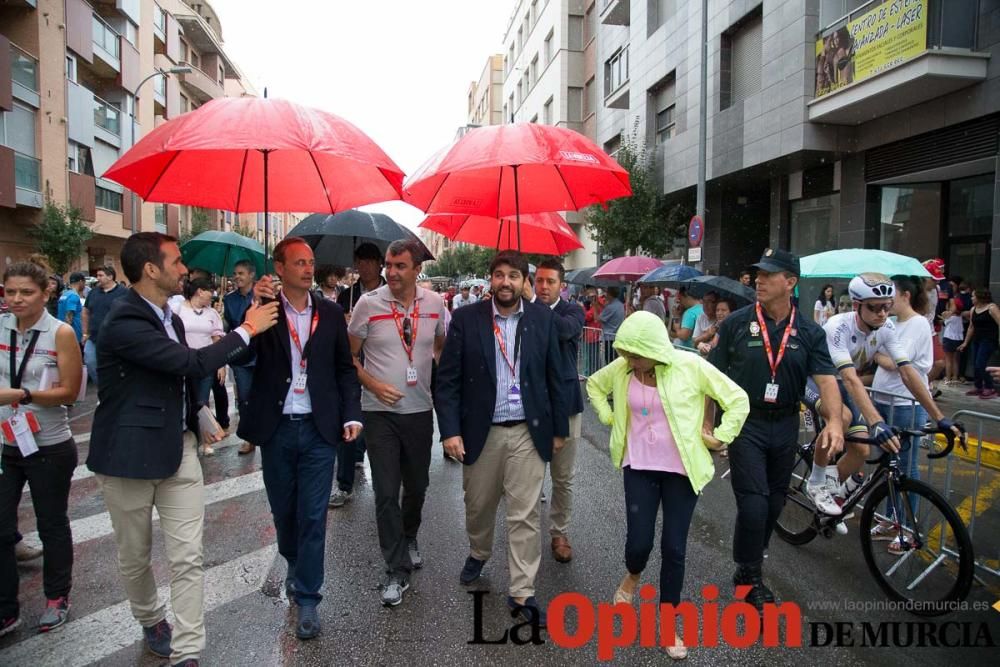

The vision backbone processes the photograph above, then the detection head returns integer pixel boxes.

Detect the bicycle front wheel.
[775,445,818,546]
[859,476,974,616]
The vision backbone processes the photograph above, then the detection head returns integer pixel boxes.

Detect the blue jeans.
[83,339,98,387]
[259,417,337,606]
[972,339,998,391]
[875,401,927,523]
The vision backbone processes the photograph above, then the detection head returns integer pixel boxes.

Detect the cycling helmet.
[849,273,895,301]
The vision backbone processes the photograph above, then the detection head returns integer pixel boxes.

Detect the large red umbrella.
[593,255,664,282]
[404,123,631,248]
[420,212,582,256]
[102,96,405,262]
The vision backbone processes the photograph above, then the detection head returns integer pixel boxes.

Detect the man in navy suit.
[241,238,362,641]
[534,259,585,564]
[435,250,568,627]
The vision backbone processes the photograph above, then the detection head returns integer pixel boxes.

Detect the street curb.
[945,435,1000,472]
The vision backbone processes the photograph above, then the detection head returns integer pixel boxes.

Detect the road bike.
[776,416,974,616]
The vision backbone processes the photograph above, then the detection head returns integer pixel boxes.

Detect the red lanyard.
[288,308,320,369]
[390,300,420,363]
[493,319,519,375]
[755,302,796,382]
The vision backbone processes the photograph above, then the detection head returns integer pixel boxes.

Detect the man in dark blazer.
[435,250,568,628]
[534,259,585,564]
[88,233,278,667]
[241,237,362,641]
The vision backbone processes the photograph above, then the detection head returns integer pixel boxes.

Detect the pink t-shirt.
[171,302,224,349]
[624,374,687,475]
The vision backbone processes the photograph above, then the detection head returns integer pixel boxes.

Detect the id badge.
[406,366,418,387]
[292,373,308,395]
[763,382,780,403]
[3,411,40,457]
[508,383,522,404]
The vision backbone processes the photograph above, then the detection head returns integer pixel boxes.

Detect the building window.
[1,103,36,157]
[530,0,538,27]
[583,76,596,118]
[508,93,514,121]
[508,44,515,71]
[604,133,622,158]
[649,75,676,143]
[154,204,167,233]
[604,47,629,98]
[819,0,869,29]
[96,185,123,212]
[649,0,675,34]
[543,97,553,124]
[66,54,77,82]
[153,4,167,33]
[721,10,763,111]
[568,14,584,50]
[530,54,538,87]
[791,195,841,257]
[544,30,553,64]
[530,114,538,123]
[584,3,597,44]
[124,20,138,47]
[878,184,942,260]
[517,26,524,52]
[948,174,993,237]
[568,87,583,122]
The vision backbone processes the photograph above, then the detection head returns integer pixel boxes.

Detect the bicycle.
[776,416,974,616]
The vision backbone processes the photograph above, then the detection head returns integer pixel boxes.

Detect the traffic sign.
[688,215,704,247]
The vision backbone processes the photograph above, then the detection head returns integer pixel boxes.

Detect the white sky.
[208,0,518,229]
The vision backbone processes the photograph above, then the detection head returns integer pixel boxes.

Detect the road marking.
[21,470,265,549]
[0,543,278,667]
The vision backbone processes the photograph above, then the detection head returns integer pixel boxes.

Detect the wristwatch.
[20,388,33,405]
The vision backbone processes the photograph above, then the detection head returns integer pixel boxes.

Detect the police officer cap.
[752,248,800,276]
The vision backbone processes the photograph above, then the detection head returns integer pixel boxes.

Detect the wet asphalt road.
[2,386,999,666]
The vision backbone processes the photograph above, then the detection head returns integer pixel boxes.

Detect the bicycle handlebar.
[844,424,966,461]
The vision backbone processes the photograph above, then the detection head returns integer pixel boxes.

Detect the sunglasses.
[403,317,412,346]
[863,302,893,314]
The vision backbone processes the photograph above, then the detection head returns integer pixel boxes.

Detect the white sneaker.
[807,482,843,516]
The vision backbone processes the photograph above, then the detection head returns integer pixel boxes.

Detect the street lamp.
[128,66,192,234]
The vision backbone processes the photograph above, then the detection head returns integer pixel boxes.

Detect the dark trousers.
[972,339,998,391]
[212,375,230,428]
[622,466,698,605]
[259,418,336,606]
[0,439,77,617]
[728,415,799,566]
[230,365,254,426]
[333,436,358,493]
[364,410,434,576]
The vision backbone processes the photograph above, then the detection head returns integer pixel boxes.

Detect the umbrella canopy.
[593,256,664,282]
[683,275,756,305]
[419,212,583,255]
[403,123,631,248]
[637,263,704,286]
[800,249,932,278]
[180,230,266,277]
[564,266,625,287]
[286,210,433,267]
[102,96,406,263]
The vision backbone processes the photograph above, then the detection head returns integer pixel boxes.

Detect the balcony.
[178,64,223,103]
[153,4,166,45]
[174,11,237,79]
[808,0,987,125]
[93,95,121,146]
[604,46,629,110]
[14,152,42,208]
[600,0,629,26]
[91,13,121,75]
[10,44,40,108]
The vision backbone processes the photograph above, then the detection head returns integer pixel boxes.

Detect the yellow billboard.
[815,0,927,98]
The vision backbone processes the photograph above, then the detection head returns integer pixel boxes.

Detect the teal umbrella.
[800,249,932,279]
[181,230,266,277]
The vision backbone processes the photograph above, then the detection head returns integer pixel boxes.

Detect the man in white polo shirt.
[348,239,446,607]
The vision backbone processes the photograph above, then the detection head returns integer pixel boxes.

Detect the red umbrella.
[403,123,631,248]
[420,212,583,255]
[592,255,664,282]
[102,96,405,262]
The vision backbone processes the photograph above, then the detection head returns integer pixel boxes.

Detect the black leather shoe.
[733,564,775,611]
[459,556,485,585]
[296,605,321,640]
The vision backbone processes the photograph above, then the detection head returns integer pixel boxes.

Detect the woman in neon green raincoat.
[587,311,749,659]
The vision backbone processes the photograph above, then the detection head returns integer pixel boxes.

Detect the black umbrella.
[287,210,434,266]
[682,275,756,306]
[564,266,624,288]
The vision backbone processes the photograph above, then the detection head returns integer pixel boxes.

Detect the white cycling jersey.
[822,312,911,373]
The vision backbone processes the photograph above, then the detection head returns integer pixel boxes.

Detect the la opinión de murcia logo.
[558,151,599,164]
[450,197,484,208]
[469,587,997,659]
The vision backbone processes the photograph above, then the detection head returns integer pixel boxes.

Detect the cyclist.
[804,272,963,514]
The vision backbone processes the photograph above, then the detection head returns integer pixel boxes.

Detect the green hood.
[612,311,676,366]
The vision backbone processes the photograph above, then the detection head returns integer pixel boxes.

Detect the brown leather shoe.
[237,441,255,455]
[551,536,572,563]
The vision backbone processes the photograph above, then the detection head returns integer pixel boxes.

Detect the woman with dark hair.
[171,277,226,453]
[814,284,836,326]
[0,259,83,634]
[958,289,1000,399]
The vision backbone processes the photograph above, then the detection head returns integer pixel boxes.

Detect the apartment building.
[0,0,294,276]
[597,0,998,292]
[501,0,599,269]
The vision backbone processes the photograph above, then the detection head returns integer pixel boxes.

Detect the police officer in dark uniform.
[708,248,845,610]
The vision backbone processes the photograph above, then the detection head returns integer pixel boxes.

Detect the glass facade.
[790,194,840,257]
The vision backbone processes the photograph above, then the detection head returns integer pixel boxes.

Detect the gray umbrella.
[287,210,433,266]
[682,274,756,306]
[564,266,624,287]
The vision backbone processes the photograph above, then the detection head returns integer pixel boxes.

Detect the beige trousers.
[463,423,545,598]
[97,433,204,663]
[549,412,582,538]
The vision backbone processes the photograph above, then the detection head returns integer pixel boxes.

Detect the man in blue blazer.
[241,237,362,641]
[534,259,585,564]
[435,250,568,627]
